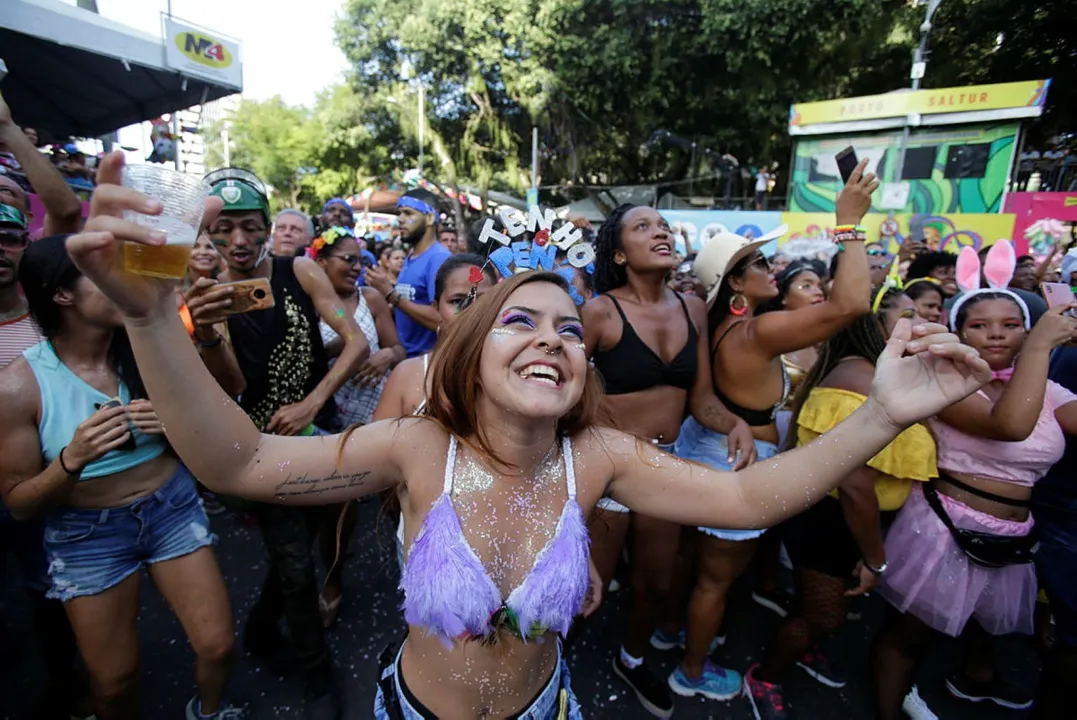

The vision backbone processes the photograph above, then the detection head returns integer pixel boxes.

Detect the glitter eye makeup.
[499,311,535,329]
[558,323,584,340]
[489,327,516,339]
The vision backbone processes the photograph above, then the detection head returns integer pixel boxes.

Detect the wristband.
[386,291,401,307]
[59,445,82,476]
[197,333,224,349]
[864,559,888,576]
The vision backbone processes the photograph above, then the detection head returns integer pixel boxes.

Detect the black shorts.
[781,496,894,579]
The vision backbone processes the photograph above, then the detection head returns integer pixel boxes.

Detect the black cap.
[19,234,78,293]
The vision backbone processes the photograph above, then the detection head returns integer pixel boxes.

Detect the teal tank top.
[23,341,167,480]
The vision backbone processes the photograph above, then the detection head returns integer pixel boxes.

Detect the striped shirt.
[0,313,43,369]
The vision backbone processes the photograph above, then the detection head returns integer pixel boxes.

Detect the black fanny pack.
[922,483,1038,568]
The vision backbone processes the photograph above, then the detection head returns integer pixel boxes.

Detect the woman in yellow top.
[743,284,938,719]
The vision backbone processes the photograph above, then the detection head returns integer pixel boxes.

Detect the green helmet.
[204,168,270,224]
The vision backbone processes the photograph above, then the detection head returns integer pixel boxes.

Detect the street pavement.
[2,500,1039,718]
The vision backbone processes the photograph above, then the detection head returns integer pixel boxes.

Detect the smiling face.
[316,236,363,295]
[929,263,958,297]
[782,269,824,310]
[478,281,589,421]
[187,234,220,277]
[958,296,1027,370]
[614,207,677,275]
[1010,262,1038,292]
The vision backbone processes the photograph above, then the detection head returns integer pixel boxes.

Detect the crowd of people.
[0,84,1075,720]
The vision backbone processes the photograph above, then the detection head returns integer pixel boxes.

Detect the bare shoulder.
[820,357,874,395]
[0,358,40,421]
[570,426,643,471]
[361,287,391,314]
[582,294,615,323]
[680,292,708,329]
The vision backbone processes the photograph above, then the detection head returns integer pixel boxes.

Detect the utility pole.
[894,0,943,183]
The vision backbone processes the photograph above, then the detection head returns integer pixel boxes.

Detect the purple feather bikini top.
[400,435,591,645]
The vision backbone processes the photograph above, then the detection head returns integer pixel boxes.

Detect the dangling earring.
[729,292,749,316]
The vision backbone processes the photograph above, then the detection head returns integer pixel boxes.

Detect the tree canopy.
[204,0,1072,211]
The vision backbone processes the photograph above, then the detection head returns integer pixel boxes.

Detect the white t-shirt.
[755,171,770,193]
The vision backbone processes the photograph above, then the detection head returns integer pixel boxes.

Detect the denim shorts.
[673,416,779,541]
[595,441,676,514]
[44,464,216,601]
[374,640,583,719]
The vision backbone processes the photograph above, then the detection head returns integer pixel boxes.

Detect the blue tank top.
[23,341,167,479]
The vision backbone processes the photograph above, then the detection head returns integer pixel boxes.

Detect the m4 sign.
[177,32,233,68]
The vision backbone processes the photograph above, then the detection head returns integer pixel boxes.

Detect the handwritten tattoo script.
[274,469,372,501]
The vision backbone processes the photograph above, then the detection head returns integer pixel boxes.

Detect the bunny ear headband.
[948,239,1030,330]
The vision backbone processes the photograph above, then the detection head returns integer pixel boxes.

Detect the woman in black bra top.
[584,204,755,717]
[663,161,877,698]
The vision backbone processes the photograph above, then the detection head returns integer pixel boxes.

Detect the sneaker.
[795,647,847,688]
[752,589,793,618]
[744,664,788,720]
[649,628,725,652]
[944,673,1033,710]
[902,685,938,720]
[668,660,742,701]
[185,697,247,719]
[612,655,674,718]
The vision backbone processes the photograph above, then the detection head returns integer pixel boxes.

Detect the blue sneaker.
[649,628,725,652]
[668,660,743,701]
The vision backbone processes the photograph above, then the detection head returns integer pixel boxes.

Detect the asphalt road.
[1,500,1039,719]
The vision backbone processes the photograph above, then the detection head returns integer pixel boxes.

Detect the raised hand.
[1027,303,1077,352]
[65,152,223,321]
[870,319,990,430]
[835,158,879,226]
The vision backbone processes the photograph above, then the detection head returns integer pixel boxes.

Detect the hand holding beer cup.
[66,152,224,321]
[120,163,211,279]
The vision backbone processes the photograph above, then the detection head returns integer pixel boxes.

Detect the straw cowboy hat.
[693,225,788,308]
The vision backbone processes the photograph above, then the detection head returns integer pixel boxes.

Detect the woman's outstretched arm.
[601,320,989,529]
[65,153,404,505]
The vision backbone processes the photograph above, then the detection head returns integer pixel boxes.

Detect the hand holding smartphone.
[1041,282,1075,312]
[836,146,859,184]
[194,277,275,325]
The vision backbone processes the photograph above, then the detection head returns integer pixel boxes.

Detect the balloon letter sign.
[477,206,596,279]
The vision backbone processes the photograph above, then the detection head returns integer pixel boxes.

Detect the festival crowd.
[1,86,1076,720]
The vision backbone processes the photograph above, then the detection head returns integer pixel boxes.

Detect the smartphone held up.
[836,146,859,184]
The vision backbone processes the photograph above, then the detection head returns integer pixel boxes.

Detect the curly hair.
[906,251,956,281]
[593,204,636,294]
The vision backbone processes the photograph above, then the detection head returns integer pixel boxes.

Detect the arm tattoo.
[274,469,372,501]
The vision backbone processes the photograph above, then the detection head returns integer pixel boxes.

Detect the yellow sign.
[175,31,233,69]
[779,213,1016,256]
[789,80,1049,127]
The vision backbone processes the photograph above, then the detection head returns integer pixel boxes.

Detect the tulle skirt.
[879,484,1037,637]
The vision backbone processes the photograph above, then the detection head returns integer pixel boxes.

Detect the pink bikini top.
[930,380,1077,487]
[400,435,590,645]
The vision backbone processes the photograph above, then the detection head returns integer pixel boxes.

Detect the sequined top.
[226,257,334,431]
[400,436,590,645]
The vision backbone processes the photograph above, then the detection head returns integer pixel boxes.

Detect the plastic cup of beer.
[120,165,211,279]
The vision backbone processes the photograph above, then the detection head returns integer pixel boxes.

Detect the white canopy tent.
[1,0,242,138]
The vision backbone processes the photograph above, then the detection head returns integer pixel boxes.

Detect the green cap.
[0,203,27,229]
[209,180,270,223]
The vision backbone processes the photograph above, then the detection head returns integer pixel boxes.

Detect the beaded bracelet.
[834,224,867,234]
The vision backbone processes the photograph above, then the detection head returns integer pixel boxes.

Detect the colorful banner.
[789,124,1018,215]
[658,209,1015,258]
[781,213,1016,256]
[1004,192,1077,255]
[658,210,785,256]
[789,80,1049,128]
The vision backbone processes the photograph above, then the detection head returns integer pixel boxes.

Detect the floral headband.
[305,226,354,259]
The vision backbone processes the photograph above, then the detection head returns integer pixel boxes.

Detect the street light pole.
[894,0,943,183]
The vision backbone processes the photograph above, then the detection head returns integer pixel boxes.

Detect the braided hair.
[785,287,906,448]
[593,204,636,294]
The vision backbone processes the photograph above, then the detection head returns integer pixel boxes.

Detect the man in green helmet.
[185,169,368,720]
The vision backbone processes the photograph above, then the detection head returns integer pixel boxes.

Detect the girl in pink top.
[874,241,1077,718]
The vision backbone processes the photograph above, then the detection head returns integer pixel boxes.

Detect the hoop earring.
[729,293,749,316]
